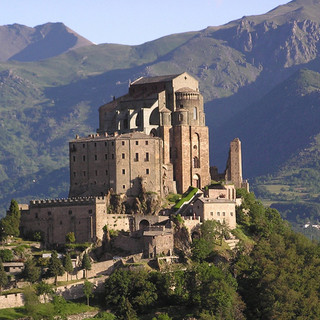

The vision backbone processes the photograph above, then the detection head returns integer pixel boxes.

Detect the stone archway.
[139,219,150,231]
[192,174,201,188]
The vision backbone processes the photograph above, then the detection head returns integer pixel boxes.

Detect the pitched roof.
[131,73,182,85]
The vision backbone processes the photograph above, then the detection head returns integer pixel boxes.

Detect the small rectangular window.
[106,170,108,175]
[145,141,148,145]
[83,144,85,148]
[105,154,108,160]
[135,153,139,161]
[73,156,76,162]
[122,141,125,146]
[94,142,97,147]
[122,169,125,174]
[105,142,107,146]
[83,171,86,176]
[94,155,97,160]
[146,169,149,175]
[95,170,98,176]
[145,152,149,161]
[122,185,126,189]
[73,172,76,177]
[112,154,114,159]
[83,155,86,161]
[111,142,114,146]
[122,153,125,159]
[135,141,139,145]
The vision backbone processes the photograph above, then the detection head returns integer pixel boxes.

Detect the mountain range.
[0,0,319,221]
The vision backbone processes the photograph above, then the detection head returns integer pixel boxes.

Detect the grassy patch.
[173,187,198,211]
[0,307,25,320]
[0,300,97,320]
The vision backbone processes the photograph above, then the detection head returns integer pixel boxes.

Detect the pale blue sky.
[0,0,289,45]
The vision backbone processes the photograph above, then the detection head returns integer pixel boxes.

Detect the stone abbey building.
[20,72,246,248]
[69,72,210,198]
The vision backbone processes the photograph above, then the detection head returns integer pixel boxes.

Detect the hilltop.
[0,22,93,62]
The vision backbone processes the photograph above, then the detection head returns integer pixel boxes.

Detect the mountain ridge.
[0,22,93,62]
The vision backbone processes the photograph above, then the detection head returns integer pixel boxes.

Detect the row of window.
[73,152,150,162]
[35,209,93,219]
[75,140,149,149]
[73,168,150,177]
[209,211,234,217]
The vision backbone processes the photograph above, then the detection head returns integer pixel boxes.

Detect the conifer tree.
[48,251,65,285]
[24,258,41,283]
[82,253,91,278]
[0,199,21,238]
[64,253,73,281]
[83,280,94,306]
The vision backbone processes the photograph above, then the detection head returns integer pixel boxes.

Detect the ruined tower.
[224,138,249,190]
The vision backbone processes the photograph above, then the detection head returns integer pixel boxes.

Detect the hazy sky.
[1,0,289,45]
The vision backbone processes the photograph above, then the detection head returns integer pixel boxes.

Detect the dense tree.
[48,251,65,285]
[0,249,13,262]
[0,259,8,293]
[64,253,73,281]
[83,279,94,306]
[105,269,157,318]
[235,189,320,319]
[24,258,41,283]
[0,199,21,238]
[35,281,54,303]
[191,220,226,262]
[82,253,91,278]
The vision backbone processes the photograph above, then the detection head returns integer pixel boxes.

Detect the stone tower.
[224,138,249,190]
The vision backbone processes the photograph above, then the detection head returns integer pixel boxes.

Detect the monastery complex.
[20,72,248,256]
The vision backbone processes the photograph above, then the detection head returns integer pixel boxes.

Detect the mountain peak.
[0,22,93,62]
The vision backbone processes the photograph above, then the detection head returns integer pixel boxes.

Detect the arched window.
[193,156,200,168]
